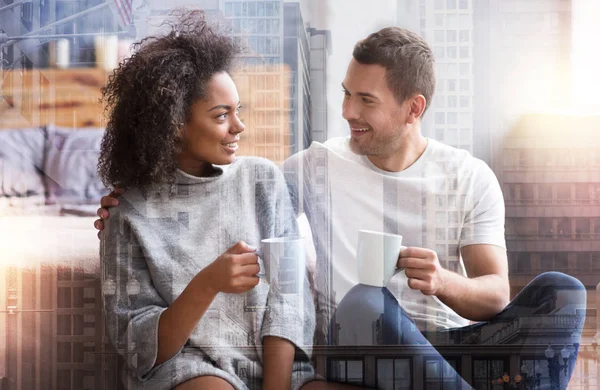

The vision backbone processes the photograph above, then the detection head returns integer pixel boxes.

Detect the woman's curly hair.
[98,9,242,189]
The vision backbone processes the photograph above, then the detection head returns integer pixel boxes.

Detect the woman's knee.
[173,376,234,390]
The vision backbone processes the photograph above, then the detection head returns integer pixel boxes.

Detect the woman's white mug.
[356,230,406,287]
[256,236,305,294]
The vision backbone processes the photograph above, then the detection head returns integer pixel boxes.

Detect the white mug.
[257,236,305,294]
[356,230,406,287]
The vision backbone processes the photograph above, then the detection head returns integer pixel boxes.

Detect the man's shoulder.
[427,139,491,175]
[322,136,351,153]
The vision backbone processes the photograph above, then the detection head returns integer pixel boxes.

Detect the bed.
[0,68,125,390]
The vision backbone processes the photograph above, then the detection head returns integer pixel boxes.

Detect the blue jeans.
[332,272,586,389]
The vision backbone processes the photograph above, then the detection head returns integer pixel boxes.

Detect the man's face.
[342,59,411,158]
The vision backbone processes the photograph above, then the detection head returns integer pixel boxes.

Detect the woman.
[98,11,314,390]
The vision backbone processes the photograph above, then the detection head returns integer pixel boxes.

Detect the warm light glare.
[572,0,600,113]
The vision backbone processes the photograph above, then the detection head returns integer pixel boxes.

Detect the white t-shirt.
[282,137,506,338]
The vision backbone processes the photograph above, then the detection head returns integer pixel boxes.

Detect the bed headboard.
[0,68,108,129]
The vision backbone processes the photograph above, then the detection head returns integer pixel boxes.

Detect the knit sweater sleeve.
[100,197,177,381]
[253,160,316,359]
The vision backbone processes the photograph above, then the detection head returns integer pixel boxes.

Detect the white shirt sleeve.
[459,160,507,250]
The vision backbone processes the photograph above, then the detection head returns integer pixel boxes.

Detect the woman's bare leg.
[173,375,235,390]
[300,380,373,390]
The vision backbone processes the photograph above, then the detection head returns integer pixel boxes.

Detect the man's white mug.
[356,230,406,287]
[257,236,305,294]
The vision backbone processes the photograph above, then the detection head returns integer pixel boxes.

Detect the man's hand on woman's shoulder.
[94,188,125,239]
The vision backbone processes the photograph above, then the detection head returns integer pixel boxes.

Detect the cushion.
[43,125,107,204]
[0,128,46,197]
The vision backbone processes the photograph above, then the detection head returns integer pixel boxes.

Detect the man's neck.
[366,134,428,172]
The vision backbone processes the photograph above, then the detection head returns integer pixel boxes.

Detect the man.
[96,27,586,389]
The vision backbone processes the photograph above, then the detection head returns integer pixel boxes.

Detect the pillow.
[0,128,46,197]
[43,125,108,204]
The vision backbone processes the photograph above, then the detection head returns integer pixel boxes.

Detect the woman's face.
[177,71,245,176]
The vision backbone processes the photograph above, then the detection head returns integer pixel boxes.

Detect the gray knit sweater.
[100,157,315,390]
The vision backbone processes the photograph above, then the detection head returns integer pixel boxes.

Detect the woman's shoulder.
[227,156,281,177]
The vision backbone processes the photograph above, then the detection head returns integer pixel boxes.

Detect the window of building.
[434,30,445,43]
[425,357,460,389]
[459,95,470,108]
[556,218,570,236]
[459,113,471,127]
[58,342,71,363]
[459,79,469,92]
[459,29,469,42]
[257,2,265,16]
[574,184,589,201]
[592,252,600,271]
[57,266,72,281]
[436,228,447,240]
[447,46,457,58]
[446,0,457,9]
[446,95,456,108]
[435,95,446,109]
[538,183,553,202]
[248,1,256,17]
[447,30,457,43]
[74,370,95,389]
[521,183,535,202]
[435,14,445,27]
[459,14,471,27]
[447,112,457,125]
[57,287,71,308]
[520,359,551,389]
[436,128,445,141]
[58,315,71,335]
[574,218,590,237]
[270,19,280,34]
[73,287,84,308]
[459,0,469,9]
[447,128,458,143]
[539,218,554,237]
[514,252,532,274]
[576,252,591,271]
[537,149,555,167]
[459,46,469,58]
[446,14,458,30]
[448,194,457,208]
[57,370,71,389]
[448,80,456,92]
[503,184,516,201]
[459,62,470,76]
[435,0,444,10]
[539,253,553,270]
[593,218,600,233]
[448,227,459,240]
[377,358,411,390]
[473,359,506,390]
[224,2,233,17]
[435,112,446,125]
[556,183,571,200]
[555,252,569,271]
[73,342,84,363]
[514,217,537,236]
[434,46,445,59]
[328,359,364,385]
[436,211,447,225]
[447,63,458,77]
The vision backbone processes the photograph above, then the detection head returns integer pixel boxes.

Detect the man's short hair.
[353,27,436,114]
